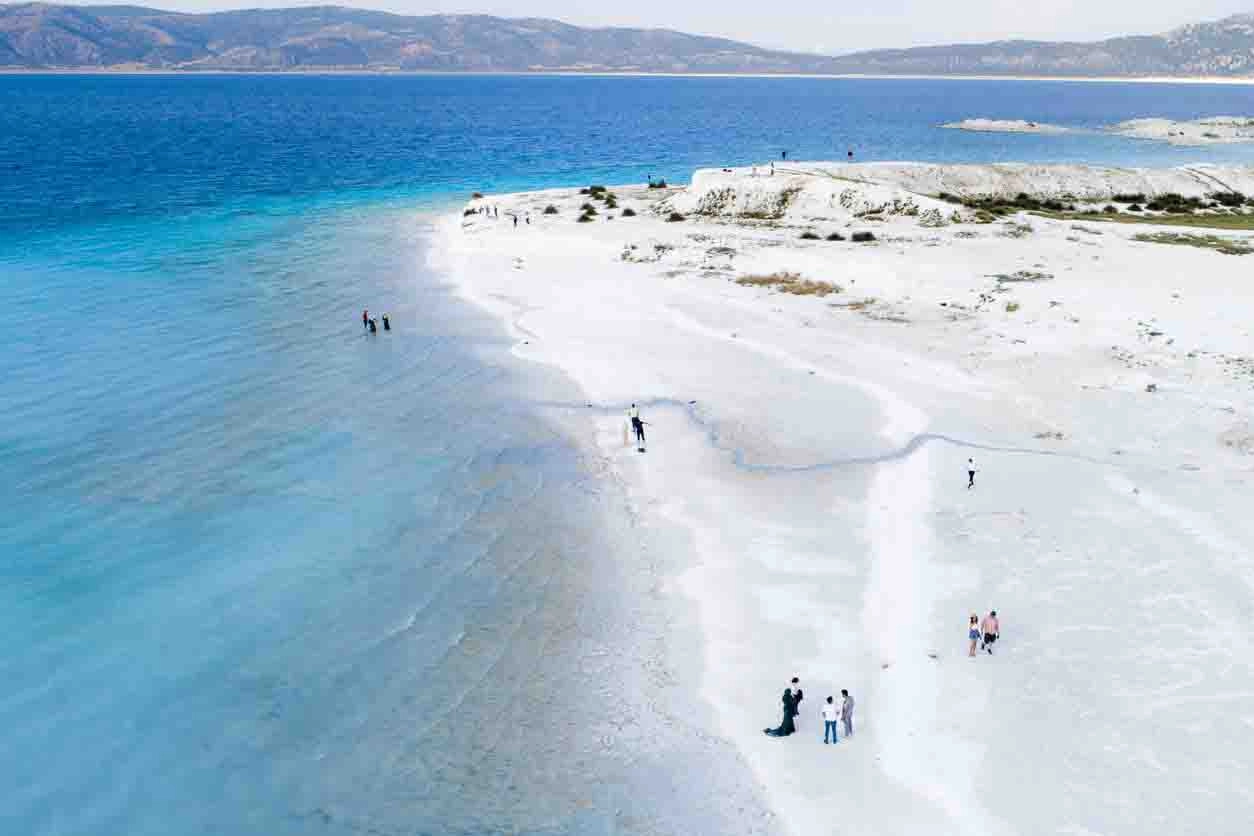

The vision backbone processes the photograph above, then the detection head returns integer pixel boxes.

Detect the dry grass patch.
[1132,232,1254,256]
[736,271,841,297]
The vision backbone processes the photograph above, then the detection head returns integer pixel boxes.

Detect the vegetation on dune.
[544,205,559,215]
[799,231,821,240]
[622,207,637,217]
[736,271,841,297]
[666,212,686,222]
[851,231,876,242]
[826,232,846,241]
[1132,232,1254,255]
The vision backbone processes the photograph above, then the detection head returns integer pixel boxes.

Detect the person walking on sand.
[628,404,647,448]
[764,688,798,737]
[967,458,977,489]
[981,610,1000,654]
[362,309,369,331]
[821,696,839,744]
[968,614,981,656]
[790,677,803,731]
[513,215,518,228]
[840,689,855,738]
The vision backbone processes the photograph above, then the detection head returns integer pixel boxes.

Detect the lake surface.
[4,73,1253,834]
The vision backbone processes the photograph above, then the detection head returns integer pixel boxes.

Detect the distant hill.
[4,4,1254,76]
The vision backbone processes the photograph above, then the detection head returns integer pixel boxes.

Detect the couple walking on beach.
[764,677,854,743]
[968,610,1000,656]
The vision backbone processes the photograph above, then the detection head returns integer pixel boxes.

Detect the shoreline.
[430,163,1254,834]
[8,67,1254,85]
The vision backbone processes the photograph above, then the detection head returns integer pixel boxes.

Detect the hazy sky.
[70,0,1254,53]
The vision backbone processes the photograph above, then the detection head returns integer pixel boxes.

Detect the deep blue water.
[4,73,1254,835]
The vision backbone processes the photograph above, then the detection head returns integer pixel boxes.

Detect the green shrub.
[622,207,637,217]
[666,212,686,222]
[1111,193,1146,203]
[577,213,594,223]
[826,232,846,241]
[544,205,559,215]
[649,180,669,189]
[851,231,876,242]
[472,192,484,199]
[800,231,820,240]
[1127,203,1143,212]
[1006,302,1021,313]
[1103,205,1119,214]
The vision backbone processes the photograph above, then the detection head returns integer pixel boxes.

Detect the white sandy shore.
[432,163,1254,835]
[1111,116,1254,145]
[941,119,1071,135]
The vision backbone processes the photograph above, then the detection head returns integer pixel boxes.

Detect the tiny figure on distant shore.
[967,457,977,489]
[764,688,798,737]
[770,162,775,176]
[493,206,498,218]
[981,610,1000,654]
[790,677,803,731]
[368,318,378,334]
[848,149,854,161]
[513,215,518,228]
[362,309,369,330]
[382,313,391,331]
[781,150,788,160]
[822,696,839,744]
[968,614,981,656]
[841,689,854,737]
[525,213,530,225]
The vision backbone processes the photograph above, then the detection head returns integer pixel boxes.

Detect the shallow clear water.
[5,73,1254,834]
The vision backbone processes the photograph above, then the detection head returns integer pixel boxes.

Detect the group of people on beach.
[471,204,531,227]
[361,309,390,334]
[968,610,1000,656]
[765,677,855,745]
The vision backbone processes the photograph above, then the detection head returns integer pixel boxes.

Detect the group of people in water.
[361,309,390,334]
[765,677,855,744]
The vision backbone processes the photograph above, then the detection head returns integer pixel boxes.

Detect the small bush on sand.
[605,198,619,210]
[666,212,686,222]
[581,202,597,213]
[622,208,637,217]
[1005,301,1021,313]
[544,205,559,215]
[462,208,476,217]
[649,180,669,189]
[589,185,607,195]
[851,231,876,242]
[826,232,846,241]
[577,213,595,223]
[1127,203,1143,212]
[1112,193,1146,204]
[1211,191,1246,208]
[736,271,841,297]
[800,231,821,240]
[1103,205,1119,214]
[472,192,484,199]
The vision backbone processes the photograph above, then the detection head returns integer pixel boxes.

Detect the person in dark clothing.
[513,215,519,228]
[791,677,804,731]
[781,150,788,160]
[362,309,369,330]
[967,458,977,489]
[368,318,377,334]
[382,314,391,331]
[764,689,798,737]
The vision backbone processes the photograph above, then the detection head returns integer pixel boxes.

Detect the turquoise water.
[5,74,1254,834]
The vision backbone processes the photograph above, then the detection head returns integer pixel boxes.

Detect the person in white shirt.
[821,696,839,744]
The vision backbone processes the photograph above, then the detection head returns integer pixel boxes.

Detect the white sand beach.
[941,119,1071,134]
[1111,117,1254,145]
[432,163,1254,835]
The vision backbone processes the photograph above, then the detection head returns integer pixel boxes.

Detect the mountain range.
[4,3,1254,77]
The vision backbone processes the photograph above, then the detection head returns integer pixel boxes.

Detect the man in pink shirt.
[981,611,1000,654]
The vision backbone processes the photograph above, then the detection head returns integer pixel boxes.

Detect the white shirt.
[821,703,839,722]
[628,406,640,419]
